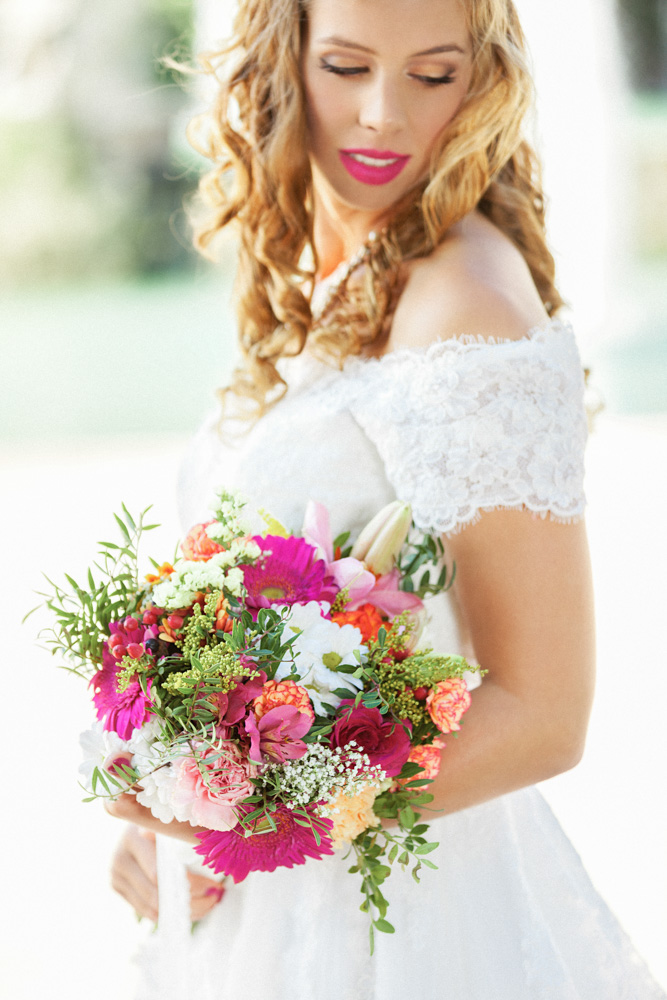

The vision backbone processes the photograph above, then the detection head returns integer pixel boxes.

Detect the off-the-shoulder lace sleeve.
[342,320,588,535]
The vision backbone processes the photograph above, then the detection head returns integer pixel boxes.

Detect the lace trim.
[295,318,588,535]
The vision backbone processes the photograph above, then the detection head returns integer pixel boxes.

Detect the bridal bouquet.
[38,489,479,948]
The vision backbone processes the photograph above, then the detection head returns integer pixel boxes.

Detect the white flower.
[275,601,366,715]
[224,567,245,596]
[78,721,137,796]
[151,551,251,609]
[132,731,181,824]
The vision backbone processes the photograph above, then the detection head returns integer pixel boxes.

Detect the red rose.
[331,702,411,778]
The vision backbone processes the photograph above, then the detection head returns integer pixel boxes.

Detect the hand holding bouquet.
[38,491,480,949]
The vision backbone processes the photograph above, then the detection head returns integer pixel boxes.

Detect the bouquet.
[37,489,480,949]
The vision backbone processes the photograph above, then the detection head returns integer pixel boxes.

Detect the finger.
[191,892,223,922]
[111,860,160,922]
[187,871,226,899]
[129,826,158,883]
[105,795,204,843]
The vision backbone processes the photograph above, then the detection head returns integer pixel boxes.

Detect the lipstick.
[339,149,411,186]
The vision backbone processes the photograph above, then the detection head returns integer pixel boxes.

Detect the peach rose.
[329,785,380,849]
[252,679,315,725]
[399,738,446,785]
[181,522,225,562]
[426,678,471,734]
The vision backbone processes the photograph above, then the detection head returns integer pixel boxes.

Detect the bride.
[107,0,666,996]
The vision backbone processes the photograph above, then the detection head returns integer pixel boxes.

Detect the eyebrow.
[316,36,466,57]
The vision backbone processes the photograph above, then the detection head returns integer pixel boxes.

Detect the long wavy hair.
[188,0,563,419]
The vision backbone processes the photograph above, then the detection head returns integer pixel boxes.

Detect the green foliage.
[349,760,439,950]
[34,505,159,675]
[397,529,454,598]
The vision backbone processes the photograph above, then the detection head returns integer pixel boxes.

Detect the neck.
[311,178,391,279]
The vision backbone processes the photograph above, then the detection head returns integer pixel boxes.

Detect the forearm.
[423,676,589,818]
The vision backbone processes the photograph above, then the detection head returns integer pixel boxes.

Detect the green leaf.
[414,842,438,855]
[374,918,395,934]
[420,859,438,870]
[399,805,415,830]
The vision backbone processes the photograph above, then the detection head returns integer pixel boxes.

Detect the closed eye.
[412,73,456,86]
[320,60,369,77]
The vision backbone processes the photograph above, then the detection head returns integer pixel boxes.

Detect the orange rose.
[252,679,315,725]
[332,603,386,643]
[181,522,224,562]
[426,678,471,734]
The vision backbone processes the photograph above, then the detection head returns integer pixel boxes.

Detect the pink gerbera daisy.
[242,535,337,612]
[194,803,334,882]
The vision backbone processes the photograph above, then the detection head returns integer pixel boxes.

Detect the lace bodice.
[178,317,587,539]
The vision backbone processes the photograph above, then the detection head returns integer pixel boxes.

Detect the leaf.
[113,513,131,541]
[420,859,438,870]
[399,805,415,830]
[374,918,395,934]
[388,843,398,864]
[414,842,438,855]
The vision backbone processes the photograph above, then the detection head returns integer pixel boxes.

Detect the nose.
[358,73,406,134]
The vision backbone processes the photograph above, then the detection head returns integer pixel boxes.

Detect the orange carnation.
[329,785,380,849]
[181,522,224,562]
[399,738,446,785]
[426,679,471,734]
[332,603,386,643]
[252,679,315,725]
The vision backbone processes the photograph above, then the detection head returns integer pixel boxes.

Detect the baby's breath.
[259,741,386,810]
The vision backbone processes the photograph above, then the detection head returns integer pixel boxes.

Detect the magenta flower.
[92,616,157,740]
[242,535,337,612]
[331,702,412,778]
[210,671,267,726]
[194,803,334,882]
[244,705,312,763]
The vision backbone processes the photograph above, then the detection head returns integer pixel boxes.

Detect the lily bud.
[350,500,412,575]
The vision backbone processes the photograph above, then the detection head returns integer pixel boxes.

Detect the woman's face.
[302,0,473,220]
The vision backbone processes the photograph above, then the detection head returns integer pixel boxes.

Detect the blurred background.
[1,0,666,997]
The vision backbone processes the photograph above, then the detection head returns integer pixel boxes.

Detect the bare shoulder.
[386,211,550,352]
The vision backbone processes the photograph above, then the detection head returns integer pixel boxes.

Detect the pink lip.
[339,149,411,186]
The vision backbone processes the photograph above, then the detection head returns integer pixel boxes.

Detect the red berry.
[126,643,144,660]
[108,633,124,648]
[167,614,184,630]
[142,609,158,625]
[413,686,429,701]
[111,644,127,660]
[124,616,139,631]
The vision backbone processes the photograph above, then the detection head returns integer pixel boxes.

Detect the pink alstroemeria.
[210,671,267,726]
[353,568,424,617]
[244,705,312,764]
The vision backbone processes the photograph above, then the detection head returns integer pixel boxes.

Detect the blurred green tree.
[618,0,667,90]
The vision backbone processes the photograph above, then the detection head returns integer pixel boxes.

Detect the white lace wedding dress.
[136,319,666,1000]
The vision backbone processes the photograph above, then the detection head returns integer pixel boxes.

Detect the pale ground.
[1,411,666,998]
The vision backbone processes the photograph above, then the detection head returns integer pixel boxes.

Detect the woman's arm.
[426,508,595,815]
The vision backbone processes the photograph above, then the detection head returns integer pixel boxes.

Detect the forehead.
[305,0,470,53]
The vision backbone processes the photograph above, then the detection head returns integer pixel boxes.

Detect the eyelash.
[319,61,455,86]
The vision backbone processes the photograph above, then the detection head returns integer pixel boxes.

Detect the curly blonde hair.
[189,0,562,419]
